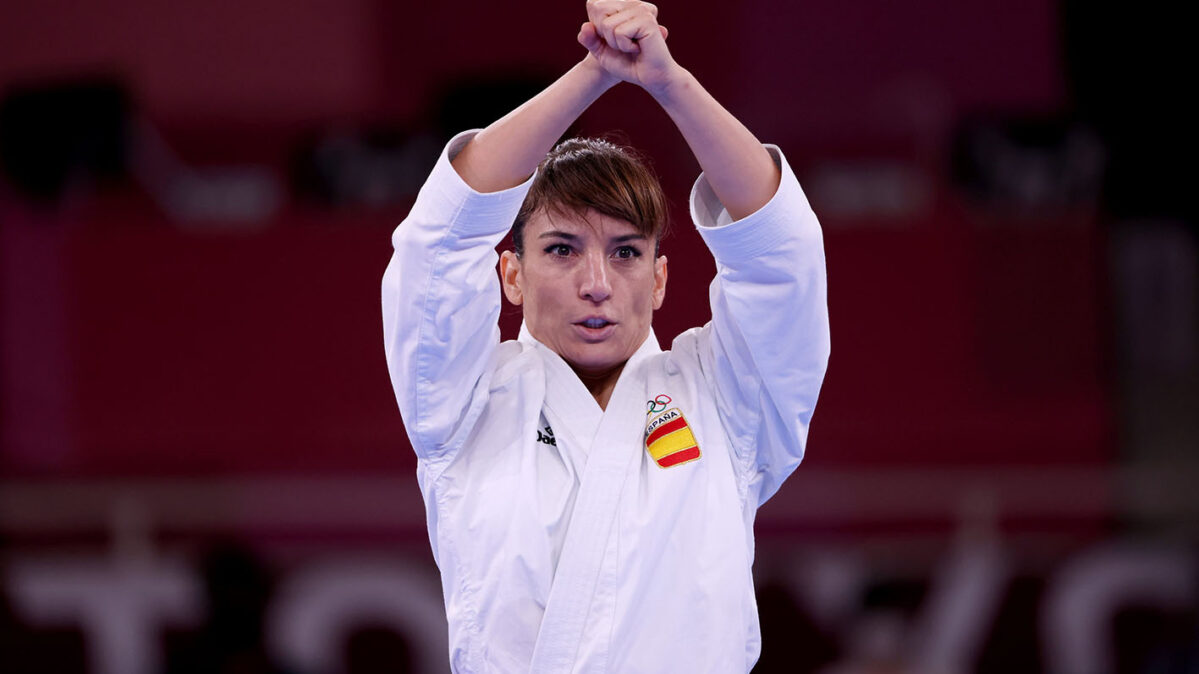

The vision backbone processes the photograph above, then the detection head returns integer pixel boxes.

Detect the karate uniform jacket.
[382,130,830,673]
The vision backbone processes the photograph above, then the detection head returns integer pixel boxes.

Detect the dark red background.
[1,0,1110,526]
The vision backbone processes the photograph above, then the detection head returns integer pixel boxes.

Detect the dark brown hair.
[512,137,669,256]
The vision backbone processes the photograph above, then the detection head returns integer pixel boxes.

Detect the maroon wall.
[1,0,1107,500]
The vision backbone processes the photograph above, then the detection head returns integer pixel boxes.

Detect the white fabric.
[382,130,830,673]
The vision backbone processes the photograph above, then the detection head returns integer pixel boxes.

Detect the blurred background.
[1,0,1196,672]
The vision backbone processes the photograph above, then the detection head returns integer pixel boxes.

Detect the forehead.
[527,208,644,242]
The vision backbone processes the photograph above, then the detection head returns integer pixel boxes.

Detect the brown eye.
[614,246,641,259]
[545,244,572,256]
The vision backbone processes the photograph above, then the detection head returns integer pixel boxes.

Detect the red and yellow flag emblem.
[644,407,701,468]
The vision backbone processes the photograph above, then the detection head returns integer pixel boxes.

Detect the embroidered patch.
[644,407,701,468]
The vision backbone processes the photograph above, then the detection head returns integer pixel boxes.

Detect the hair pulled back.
[512,137,669,256]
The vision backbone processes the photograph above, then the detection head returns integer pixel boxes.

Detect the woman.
[382,1,830,671]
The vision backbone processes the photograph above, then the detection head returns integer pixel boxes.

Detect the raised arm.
[385,51,630,460]
[582,0,829,502]
[580,0,780,220]
[450,56,619,192]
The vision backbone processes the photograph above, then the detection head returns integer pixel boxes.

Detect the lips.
[573,316,617,341]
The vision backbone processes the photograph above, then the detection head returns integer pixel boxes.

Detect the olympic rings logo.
[646,394,672,414]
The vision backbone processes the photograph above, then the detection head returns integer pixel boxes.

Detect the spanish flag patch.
[644,407,701,468]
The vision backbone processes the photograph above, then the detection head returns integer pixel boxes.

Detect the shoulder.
[639,327,712,383]
[488,339,543,389]
[662,325,708,362]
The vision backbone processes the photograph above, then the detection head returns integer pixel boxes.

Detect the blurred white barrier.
[268,559,449,674]
[1043,543,1196,674]
[2,472,1197,673]
[7,556,201,674]
[5,541,1196,674]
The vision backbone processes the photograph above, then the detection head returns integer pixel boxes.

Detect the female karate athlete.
[382,1,830,671]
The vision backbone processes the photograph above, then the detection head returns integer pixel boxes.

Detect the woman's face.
[500,208,667,378]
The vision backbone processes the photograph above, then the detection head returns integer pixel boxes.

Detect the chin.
[564,347,628,375]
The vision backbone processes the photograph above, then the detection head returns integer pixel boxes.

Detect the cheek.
[627,271,658,312]
[521,271,566,314]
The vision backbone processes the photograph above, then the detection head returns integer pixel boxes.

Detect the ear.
[499,250,524,306]
[652,254,668,310]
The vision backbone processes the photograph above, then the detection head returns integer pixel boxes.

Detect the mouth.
[577,317,614,329]
[573,317,617,341]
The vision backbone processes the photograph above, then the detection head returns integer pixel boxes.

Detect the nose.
[578,252,611,302]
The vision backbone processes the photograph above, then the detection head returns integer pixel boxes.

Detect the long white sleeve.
[381,131,535,461]
[688,145,830,504]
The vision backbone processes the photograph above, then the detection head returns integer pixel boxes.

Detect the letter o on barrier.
[268,560,448,673]
[1042,544,1196,674]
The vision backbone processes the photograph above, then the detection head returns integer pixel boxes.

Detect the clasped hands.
[578,0,684,97]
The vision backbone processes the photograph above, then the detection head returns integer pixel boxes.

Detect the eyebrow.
[537,230,648,243]
[538,230,580,241]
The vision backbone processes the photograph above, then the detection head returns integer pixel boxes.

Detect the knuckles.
[588,0,659,21]
[584,0,663,54]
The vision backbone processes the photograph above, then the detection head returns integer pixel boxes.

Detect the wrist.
[645,65,694,105]
[577,54,621,93]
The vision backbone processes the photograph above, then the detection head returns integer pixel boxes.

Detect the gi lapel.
[518,324,601,468]
[528,330,661,674]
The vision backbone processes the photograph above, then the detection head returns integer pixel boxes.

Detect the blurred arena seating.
[2,0,1196,672]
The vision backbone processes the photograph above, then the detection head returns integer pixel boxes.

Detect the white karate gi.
[382,130,829,673]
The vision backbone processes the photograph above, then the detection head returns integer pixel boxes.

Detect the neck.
[572,362,626,410]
